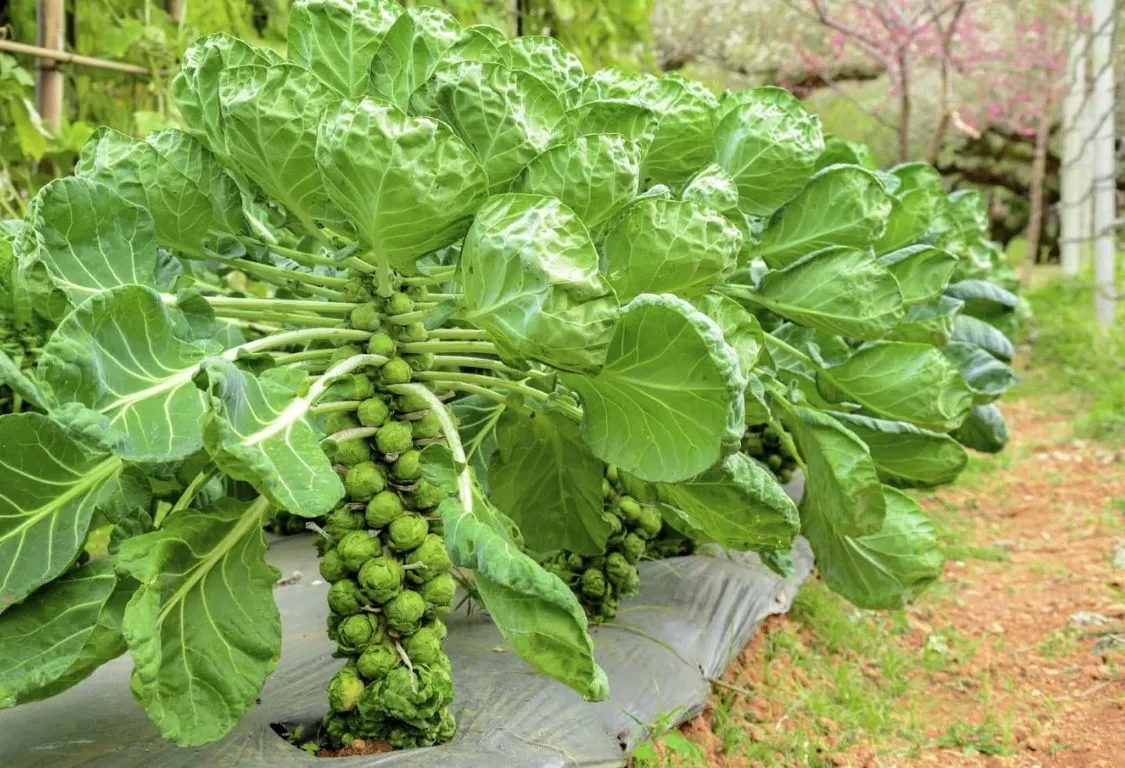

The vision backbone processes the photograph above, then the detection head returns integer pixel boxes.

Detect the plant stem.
[432,355,553,382]
[156,466,216,527]
[429,328,488,341]
[272,348,338,364]
[400,267,456,286]
[204,296,360,315]
[387,383,474,514]
[325,426,379,445]
[233,234,340,267]
[233,327,371,357]
[399,340,498,355]
[309,400,362,415]
[211,308,348,328]
[229,258,350,288]
[309,354,389,405]
[386,310,429,326]
[341,256,377,275]
[413,371,581,422]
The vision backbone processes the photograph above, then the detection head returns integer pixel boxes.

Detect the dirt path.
[664,396,1125,767]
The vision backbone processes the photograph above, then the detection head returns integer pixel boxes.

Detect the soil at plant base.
[656,395,1125,768]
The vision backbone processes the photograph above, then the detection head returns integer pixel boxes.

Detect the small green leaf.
[287,0,402,97]
[879,245,958,307]
[0,349,53,411]
[829,411,968,488]
[942,342,1017,403]
[951,314,1014,361]
[439,494,608,701]
[886,295,962,346]
[873,163,945,254]
[945,279,1020,315]
[815,134,875,171]
[951,403,1009,453]
[115,498,280,746]
[563,294,745,483]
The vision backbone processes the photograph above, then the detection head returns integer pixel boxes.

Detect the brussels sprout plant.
[0,0,1023,754]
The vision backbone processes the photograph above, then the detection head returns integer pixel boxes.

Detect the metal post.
[35,0,65,133]
[1091,0,1116,326]
[1060,36,1089,277]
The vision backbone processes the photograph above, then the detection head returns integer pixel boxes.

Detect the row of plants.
[0,0,1023,754]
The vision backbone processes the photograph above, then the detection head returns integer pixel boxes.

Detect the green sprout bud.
[343,278,374,303]
[617,496,643,525]
[394,392,428,412]
[376,421,414,455]
[356,640,400,680]
[327,613,341,642]
[330,374,375,401]
[743,435,764,455]
[388,513,429,552]
[384,590,426,635]
[409,480,446,511]
[767,453,783,471]
[606,465,620,484]
[385,292,414,316]
[337,530,382,571]
[411,411,442,439]
[622,532,646,564]
[566,553,584,571]
[327,578,368,616]
[430,619,448,640]
[326,507,365,532]
[405,534,452,583]
[419,572,456,612]
[602,478,613,499]
[398,322,428,343]
[580,568,607,599]
[322,711,357,747]
[381,357,413,385]
[336,613,379,654]
[636,507,662,540]
[620,567,641,598]
[605,511,623,536]
[391,450,422,482]
[328,665,366,713]
[320,548,349,582]
[402,626,444,665]
[605,552,632,588]
[357,397,391,427]
[366,490,405,528]
[368,332,397,358]
[331,437,372,467]
[406,285,429,301]
[406,353,434,372]
[357,556,404,604]
[323,412,359,435]
[349,303,382,332]
[344,461,387,500]
[329,345,361,366]
[372,665,452,730]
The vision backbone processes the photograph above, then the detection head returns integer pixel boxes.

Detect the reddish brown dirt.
[675,396,1125,767]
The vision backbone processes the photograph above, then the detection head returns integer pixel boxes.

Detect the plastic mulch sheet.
[0,536,813,767]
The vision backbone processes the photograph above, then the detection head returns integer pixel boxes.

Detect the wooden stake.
[0,40,150,76]
[35,0,65,133]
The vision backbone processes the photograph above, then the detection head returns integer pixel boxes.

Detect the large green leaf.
[563,294,744,483]
[945,279,1020,316]
[317,98,488,272]
[115,498,280,746]
[219,63,342,232]
[38,285,213,462]
[637,74,716,188]
[75,128,214,257]
[941,342,1017,403]
[197,360,344,517]
[488,408,611,556]
[878,245,958,307]
[459,194,618,374]
[886,295,962,346]
[681,163,740,212]
[712,87,825,216]
[0,560,121,706]
[367,6,466,111]
[17,176,159,305]
[752,165,891,268]
[873,163,945,254]
[510,133,639,229]
[777,404,885,537]
[145,128,244,235]
[411,60,567,193]
[803,485,944,609]
[817,342,973,432]
[571,98,657,148]
[287,0,401,97]
[951,403,1009,453]
[815,134,875,171]
[830,411,968,488]
[689,292,764,378]
[656,453,799,550]
[439,494,608,700]
[507,36,585,105]
[601,197,741,302]
[738,247,903,340]
[950,314,1014,361]
[0,413,121,612]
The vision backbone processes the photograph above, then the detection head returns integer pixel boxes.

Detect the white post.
[1060,36,1089,277]
[1091,0,1116,326]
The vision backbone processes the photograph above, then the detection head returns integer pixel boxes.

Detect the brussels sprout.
[601,478,613,499]
[635,507,662,540]
[385,292,414,316]
[419,572,456,611]
[411,411,442,439]
[337,530,382,571]
[381,358,413,385]
[356,640,400,680]
[617,496,643,525]
[406,353,434,372]
[387,514,429,552]
[372,664,452,725]
[345,461,386,500]
[767,453,783,471]
[320,548,349,583]
[397,321,428,343]
[402,625,444,665]
[566,553,584,571]
[337,613,380,654]
[743,434,764,455]
[405,535,452,583]
[366,490,405,528]
[331,437,372,467]
[406,284,429,301]
[357,397,391,427]
[436,709,456,742]
[358,556,404,604]
[376,421,414,455]
[328,665,365,713]
[409,480,446,511]
[604,552,632,588]
[580,569,606,599]
[391,450,422,482]
[430,619,448,640]
[620,567,641,598]
[350,303,382,332]
[778,468,793,484]
[326,507,365,531]
[384,590,426,635]
[344,278,374,303]
[368,331,397,358]
[606,465,620,484]
[331,373,375,401]
[328,578,368,616]
[323,411,359,435]
[322,710,357,746]
[329,345,361,366]
[622,532,646,563]
[605,511,623,536]
[327,612,341,642]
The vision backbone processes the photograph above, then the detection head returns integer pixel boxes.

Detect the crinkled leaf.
[563,294,744,483]
[951,314,1014,362]
[656,453,799,551]
[815,134,875,171]
[712,87,825,216]
[451,394,503,486]
[317,98,488,272]
[942,341,1017,404]
[0,413,121,612]
[367,6,466,111]
[287,0,402,97]
[411,60,567,193]
[145,128,244,235]
[38,285,213,462]
[886,295,962,346]
[945,279,1020,316]
[510,133,639,229]
[197,360,344,517]
[488,408,610,555]
[873,163,945,254]
[829,411,968,488]
[114,498,280,746]
[439,494,608,700]
[636,75,716,188]
[752,165,891,268]
[507,36,584,105]
[681,163,740,212]
[817,342,973,432]
[459,194,618,374]
[689,292,764,377]
[878,245,958,307]
[0,351,52,411]
[803,485,943,609]
[602,197,741,302]
[571,98,657,149]
[951,403,1009,453]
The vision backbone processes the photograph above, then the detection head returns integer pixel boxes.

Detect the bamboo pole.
[1091,0,1116,327]
[0,39,150,76]
[35,0,65,132]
